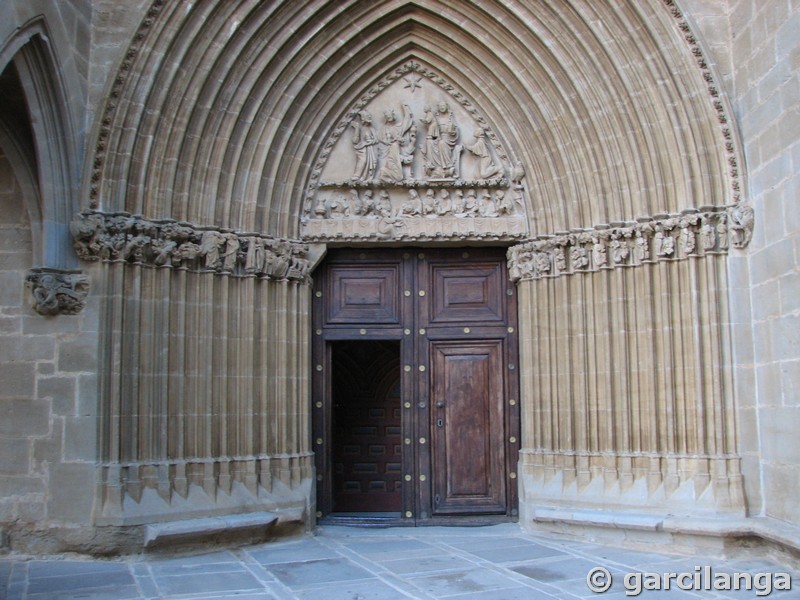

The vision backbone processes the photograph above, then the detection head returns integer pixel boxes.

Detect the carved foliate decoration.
[71,211,311,282]
[508,207,736,282]
[26,268,89,316]
[301,61,529,243]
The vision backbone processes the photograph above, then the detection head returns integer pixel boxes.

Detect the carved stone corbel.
[727,202,754,249]
[26,268,89,316]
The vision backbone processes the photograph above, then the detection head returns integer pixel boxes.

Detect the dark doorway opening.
[331,340,402,515]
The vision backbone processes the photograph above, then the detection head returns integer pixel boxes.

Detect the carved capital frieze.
[71,211,312,282]
[26,268,89,316]
[508,207,737,283]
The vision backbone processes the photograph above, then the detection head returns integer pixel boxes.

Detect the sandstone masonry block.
[0,398,50,436]
[0,272,23,306]
[46,463,95,524]
[0,438,30,475]
[37,377,77,415]
[780,359,800,406]
[0,335,55,362]
[22,314,83,335]
[0,476,45,497]
[57,337,98,373]
[63,416,96,460]
[0,363,36,398]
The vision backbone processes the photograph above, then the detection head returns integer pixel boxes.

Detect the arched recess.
[0,67,42,265]
[89,0,739,236]
[0,19,82,270]
[83,0,749,529]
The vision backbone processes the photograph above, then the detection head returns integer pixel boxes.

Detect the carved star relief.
[403,75,422,92]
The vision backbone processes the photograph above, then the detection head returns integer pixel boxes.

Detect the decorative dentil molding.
[71,211,312,282]
[89,0,166,208]
[26,268,89,316]
[662,0,743,208]
[507,205,753,283]
[301,61,530,243]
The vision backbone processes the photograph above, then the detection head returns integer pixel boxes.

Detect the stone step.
[143,512,279,549]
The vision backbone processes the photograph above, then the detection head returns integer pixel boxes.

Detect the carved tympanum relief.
[301,62,529,242]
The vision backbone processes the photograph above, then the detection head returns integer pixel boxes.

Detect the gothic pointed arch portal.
[80,0,750,536]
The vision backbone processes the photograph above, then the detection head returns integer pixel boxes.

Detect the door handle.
[436,401,445,408]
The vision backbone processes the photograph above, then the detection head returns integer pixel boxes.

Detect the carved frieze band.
[26,268,89,316]
[508,205,753,283]
[302,183,527,242]
[662,0,743,207]
[71,211,312,282]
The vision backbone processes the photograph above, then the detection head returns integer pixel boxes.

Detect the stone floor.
[1,523,798,599]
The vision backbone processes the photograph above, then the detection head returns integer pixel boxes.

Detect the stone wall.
[727,0,800,526]
[0,150,100,552]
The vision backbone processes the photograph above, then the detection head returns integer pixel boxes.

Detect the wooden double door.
[312,248,520,524]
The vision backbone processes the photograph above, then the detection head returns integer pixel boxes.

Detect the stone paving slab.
[1,523,799,599]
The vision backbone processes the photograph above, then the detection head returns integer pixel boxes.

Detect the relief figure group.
[348,99,502,184]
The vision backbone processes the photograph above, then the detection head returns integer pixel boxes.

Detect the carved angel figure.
[466,128,501,179]
[350,111,378,181]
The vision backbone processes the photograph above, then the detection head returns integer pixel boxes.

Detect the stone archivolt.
[71,211,311,282]
[508,205,753,282]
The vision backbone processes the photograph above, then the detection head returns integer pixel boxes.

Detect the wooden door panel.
[326,265,400,325]
[430,340,506,514]
[428,262,505,325]
[314,248,518,522]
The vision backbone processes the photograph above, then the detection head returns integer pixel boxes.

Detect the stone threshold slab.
[143,512,279,549]
[531,507,800,556]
